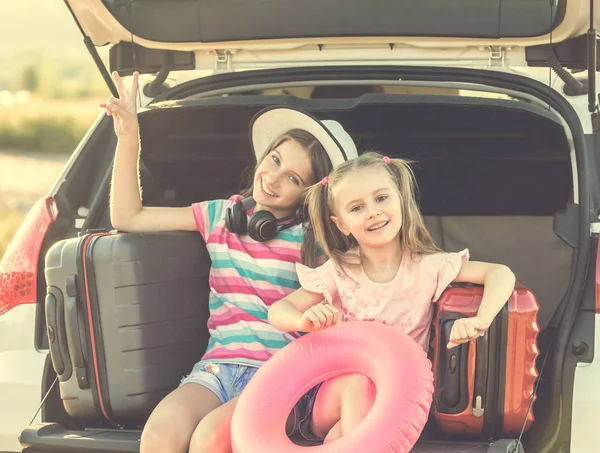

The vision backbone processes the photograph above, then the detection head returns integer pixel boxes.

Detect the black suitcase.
[44,231,210,427]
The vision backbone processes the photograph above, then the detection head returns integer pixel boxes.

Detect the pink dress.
[296,248,470,351]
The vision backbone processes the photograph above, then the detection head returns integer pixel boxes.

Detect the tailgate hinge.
[487,46,506,68]
[212,49,236,74]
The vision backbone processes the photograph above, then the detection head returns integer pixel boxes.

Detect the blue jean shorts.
[179,360,258,404]
[180,360,323,442]
[287,383,324,443]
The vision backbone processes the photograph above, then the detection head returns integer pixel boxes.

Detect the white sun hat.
[250,106,358,169]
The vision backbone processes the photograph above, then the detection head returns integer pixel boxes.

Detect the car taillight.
[0,197,58,316]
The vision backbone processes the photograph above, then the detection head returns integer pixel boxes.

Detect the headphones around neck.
[225,197,298,242]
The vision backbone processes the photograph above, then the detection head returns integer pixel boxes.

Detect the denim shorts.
[179,360,259,404]
[180,360,323,442]
[288,383,324,443]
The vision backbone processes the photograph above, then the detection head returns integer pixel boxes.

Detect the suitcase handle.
[65,274,90,390]
[435,317,469,414]
[472,331,488,417]
[45,287,72,381]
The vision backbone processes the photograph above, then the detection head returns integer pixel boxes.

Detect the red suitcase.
[431,284,540,438]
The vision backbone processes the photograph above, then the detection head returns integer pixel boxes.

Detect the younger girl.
[101,71,357,453]
[269,151,516,444]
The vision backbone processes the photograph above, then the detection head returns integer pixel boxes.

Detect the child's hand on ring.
[298,302,341,332]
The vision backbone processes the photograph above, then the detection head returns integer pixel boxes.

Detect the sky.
[2,1,86,57]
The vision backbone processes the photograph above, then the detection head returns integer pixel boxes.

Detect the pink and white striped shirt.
[192,195,305,367]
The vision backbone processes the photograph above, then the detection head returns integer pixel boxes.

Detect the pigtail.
[387,158,441,254]
[306,181,354,268]
[297,202,321,268]
[306,182,332,259]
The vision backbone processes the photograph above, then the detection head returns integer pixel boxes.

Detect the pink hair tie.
[321,176,329,186]
[382,156,391,165]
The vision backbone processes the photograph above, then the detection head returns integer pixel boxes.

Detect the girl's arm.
[447,261,516,348]
[453,261,516,325]
[269,288,340,333]
[104,71,197,233]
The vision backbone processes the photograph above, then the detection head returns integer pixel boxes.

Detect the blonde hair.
[306,151,441,269]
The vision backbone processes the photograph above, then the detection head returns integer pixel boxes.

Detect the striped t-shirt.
[192,195,304,368]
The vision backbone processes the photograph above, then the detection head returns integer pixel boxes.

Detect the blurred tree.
[21,65,39,92]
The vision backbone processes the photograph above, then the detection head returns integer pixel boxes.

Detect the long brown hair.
[306,151,441,269]
[242,129,333,267]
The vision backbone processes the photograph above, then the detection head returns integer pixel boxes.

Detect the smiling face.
[252,138,314,219]
[330,167,403,250]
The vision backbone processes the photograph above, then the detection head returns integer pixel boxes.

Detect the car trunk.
[21,91,576,453]
[135,93,574,327]
[135,94,573,327]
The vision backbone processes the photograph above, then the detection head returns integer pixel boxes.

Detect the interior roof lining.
[139,90,575,207]
[142,93,563,126]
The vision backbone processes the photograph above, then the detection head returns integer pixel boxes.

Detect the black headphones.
[225,197,298,242]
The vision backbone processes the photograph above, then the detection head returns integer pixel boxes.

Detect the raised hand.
[100,71,140,139]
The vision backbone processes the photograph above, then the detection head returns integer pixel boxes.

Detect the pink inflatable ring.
[231,322,434,453]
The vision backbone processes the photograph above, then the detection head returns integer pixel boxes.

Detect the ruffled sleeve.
[296,260,339,304]
[432,248,470,302]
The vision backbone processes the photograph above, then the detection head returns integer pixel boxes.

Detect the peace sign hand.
[100,71,140,139]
